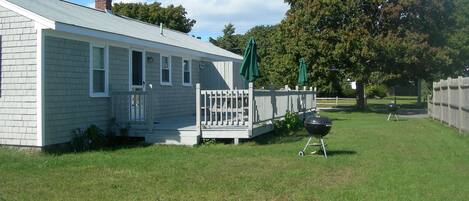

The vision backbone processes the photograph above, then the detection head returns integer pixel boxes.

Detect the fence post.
[458,76,463,133]
[432,82,436,120]
[196,83,201,135]
[248,82,254,132]
[336,96,339,106]
[438,80,443,123]
[447,77,451,127]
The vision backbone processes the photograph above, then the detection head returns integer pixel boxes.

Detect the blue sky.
[69,0,289,40]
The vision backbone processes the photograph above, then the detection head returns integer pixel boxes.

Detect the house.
[0,0,317,148]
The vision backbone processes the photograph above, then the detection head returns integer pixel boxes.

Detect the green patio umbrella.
[297,58,308,86]
[240,37,260,82]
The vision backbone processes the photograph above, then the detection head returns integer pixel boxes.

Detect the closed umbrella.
[240,37,260,82]
[298,58,308,86]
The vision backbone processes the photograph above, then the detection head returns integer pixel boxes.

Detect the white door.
[130,50,145,121]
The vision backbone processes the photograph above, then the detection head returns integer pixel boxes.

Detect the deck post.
[146,85,154,132]
[248,82,254,134]
[196,83,201,136]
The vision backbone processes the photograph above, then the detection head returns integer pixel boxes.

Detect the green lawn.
[1,102,469,200]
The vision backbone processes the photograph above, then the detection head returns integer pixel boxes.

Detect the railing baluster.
[230,91,234,125]
[204,91,207,125]
[225,91,228,125]
[242,91,245,125]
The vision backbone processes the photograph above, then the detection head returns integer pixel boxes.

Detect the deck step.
[145,129,199,146]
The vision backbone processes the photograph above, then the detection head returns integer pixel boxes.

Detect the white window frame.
[182,58,192,86]
[160,54,172,86]
[89,43,109,97]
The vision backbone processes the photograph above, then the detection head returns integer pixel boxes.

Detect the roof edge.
[0,0,56,29]
[55,22,243,62]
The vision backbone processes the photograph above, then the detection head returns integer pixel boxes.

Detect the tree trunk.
[356,81,366,109]
[417,79,422,104]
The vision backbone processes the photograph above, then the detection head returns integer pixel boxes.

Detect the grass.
[1,99,469,200]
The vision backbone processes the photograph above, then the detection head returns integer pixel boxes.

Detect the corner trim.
[35,23,45,147]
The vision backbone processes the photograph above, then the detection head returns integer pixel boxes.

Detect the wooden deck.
[114,83,317,146]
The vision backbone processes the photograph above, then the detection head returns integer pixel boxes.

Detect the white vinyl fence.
[428,76,469,133]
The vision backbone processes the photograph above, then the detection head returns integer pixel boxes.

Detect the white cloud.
[159,0,289,37]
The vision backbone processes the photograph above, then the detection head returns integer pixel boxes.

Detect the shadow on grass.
[322,102,427,115]
[252,129,309,145]
[43,137,151,156]
[327,150,357,156]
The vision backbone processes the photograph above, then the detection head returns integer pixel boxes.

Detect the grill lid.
[304,116,332,126]
[387,103,399,112]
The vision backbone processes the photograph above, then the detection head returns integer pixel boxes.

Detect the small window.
[182,59,191,86]
[90,45,108,97]
[160,55,171,85]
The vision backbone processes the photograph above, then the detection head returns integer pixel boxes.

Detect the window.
[182,59,191,86]
[160,55,171,85]
[90,45,108,97]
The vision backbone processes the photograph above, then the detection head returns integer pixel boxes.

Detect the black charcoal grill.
[299,116,332,158]
[387,103,399,121]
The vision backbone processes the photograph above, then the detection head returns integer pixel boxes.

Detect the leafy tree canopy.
[113,2,196,33]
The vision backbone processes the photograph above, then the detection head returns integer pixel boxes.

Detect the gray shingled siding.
[0,6,37,146]
[44,36,109,145]
[146,53,200,119]
[109,46,129,92]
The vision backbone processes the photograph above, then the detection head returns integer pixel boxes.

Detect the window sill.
[90,94,110,98]
[160,82,173,86]
[183,83,193,87]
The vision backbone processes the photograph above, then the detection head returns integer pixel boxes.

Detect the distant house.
[0,0,248,147]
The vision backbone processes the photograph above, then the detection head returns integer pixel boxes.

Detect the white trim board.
[35,23,45,147]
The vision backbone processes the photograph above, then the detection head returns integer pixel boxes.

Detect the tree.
[112,2,196,33]
[280,0,454,108]
[209,23,243,55]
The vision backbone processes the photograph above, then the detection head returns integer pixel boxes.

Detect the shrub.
[342,87,356,98]
[366,84,388,99]
[71,125,107,152]
[274,112,303,135]
[201,138,217,146]
[284,112,302,130]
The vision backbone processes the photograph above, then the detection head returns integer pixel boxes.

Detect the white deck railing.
[196,83,317,131]
[253,86,316,123]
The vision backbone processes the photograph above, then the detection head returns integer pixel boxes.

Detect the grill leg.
[394,113,399,121]
[302,136,313,152]
[320,138,327,158]
[387,113,392,121]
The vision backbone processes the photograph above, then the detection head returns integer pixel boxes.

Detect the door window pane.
[132,51,143,86]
